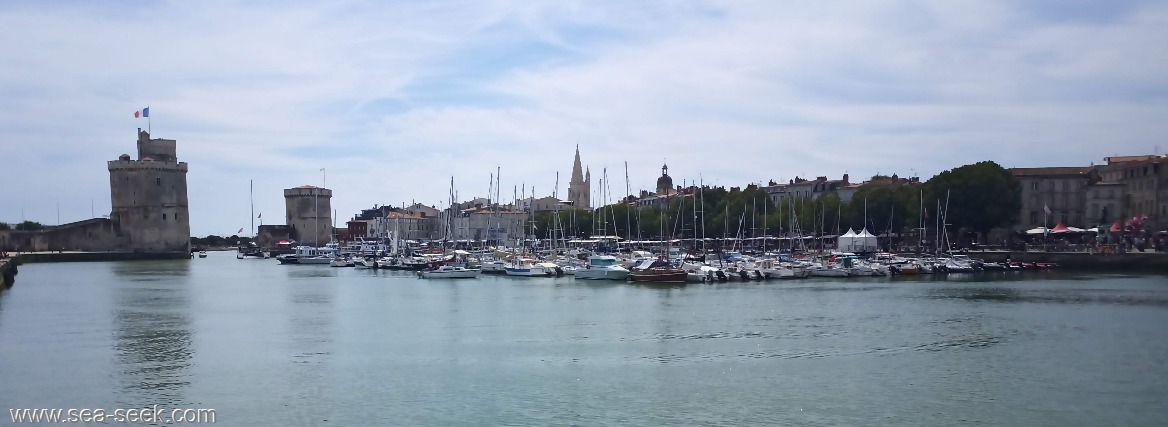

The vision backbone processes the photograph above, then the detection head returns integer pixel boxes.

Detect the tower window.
[156,178,161,186]
[163,214,167,220]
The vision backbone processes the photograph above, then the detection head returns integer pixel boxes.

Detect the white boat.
[197,250,208,258]
[807,262,850,277]
[277,245,337,265]
[418,265,481,279]
[620,250,657,268]
[480,260,508,274]
[574,255,630,280]
[355,257,378,269]
[504,258,563,277]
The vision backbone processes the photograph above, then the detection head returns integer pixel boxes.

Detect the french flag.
[134,107,150,118]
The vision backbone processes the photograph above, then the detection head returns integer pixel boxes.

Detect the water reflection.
[283,278,335,425]
[111,260,194,406]
[926,286,1168,307]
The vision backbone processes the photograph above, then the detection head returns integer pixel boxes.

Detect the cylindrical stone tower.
[284,186,332,246]
[107,129,191,253]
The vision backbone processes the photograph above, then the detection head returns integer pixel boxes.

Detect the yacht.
[418,265,481,279]
[628,258,688,283]
[574,255,630,281]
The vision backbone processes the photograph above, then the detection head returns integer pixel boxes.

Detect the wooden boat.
[628,258,686,283]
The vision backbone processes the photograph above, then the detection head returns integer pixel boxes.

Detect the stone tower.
[107,129,191,252]
[567,146,591,210]
[284,186,332,246]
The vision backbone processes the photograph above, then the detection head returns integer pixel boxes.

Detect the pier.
[0,251,190,288]
[968,250,1167,272]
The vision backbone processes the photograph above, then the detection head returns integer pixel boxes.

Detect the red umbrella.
[1050,223,1071,233]
[1109,221,1122,233]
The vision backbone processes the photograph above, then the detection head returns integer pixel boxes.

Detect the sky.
[0,0,1165,236]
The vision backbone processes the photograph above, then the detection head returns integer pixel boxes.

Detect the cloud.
[0,1,1164,234]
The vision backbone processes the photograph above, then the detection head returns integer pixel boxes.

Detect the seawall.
[970,251,1167,272]
[1,258,16,289]
[0,251,190,288]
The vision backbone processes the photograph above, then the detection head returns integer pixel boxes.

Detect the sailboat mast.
[762,194,767,254]
[624,161,632,247]
[250,179,254,239]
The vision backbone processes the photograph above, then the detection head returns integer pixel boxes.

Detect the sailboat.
[238,179,267,259]
[419,178,481,279]
[628,187,687,283]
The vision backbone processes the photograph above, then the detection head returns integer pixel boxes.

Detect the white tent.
[837,228,857,251]
[855,228,879,252]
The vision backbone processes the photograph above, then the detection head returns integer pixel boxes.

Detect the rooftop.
[1009,167,1093,177]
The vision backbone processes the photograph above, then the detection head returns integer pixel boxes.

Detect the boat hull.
[629,268,688,283]
[419,268,481,279]
[574,268,630,281]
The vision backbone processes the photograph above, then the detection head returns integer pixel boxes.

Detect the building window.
[156,177,161,186]
[1029,211,1037,224]
[163,214,167,220]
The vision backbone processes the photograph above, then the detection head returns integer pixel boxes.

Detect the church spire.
[571,145,584,183]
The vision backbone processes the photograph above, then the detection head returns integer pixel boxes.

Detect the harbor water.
[1,252,1166,426]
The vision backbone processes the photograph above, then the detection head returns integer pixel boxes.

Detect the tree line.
[190,235,254,247]
[0,221,46,231]
[530,161,1021,241]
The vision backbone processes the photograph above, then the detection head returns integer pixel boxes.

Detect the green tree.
[0,222,9,230]
[923,161,1021,238]
[14,221,44,231]
[845,186,921,234]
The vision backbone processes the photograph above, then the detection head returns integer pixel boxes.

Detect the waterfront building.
[1086,182,1125,228]
[1100,155,1166,229]
[448,207,526,243]
[763,181,790,205]
[785,174,850,201]
[1010,167,1098,229]
[567,146,591,210]
[518,196,565,213]
[346,219,370,238]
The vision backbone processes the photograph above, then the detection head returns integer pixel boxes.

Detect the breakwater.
[0,251,190,288]
[972,251,1167,272]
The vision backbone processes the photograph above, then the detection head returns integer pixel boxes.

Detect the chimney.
[843,173,849,184]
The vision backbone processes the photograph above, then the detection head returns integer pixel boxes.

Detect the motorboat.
[329,256,355,267]
[277,245,337,265]
[504,258,564,277]
[197,250,208,258]
[628,258,687,283]
[573,255,630,281]
[480,259,508,274]
[418,265,481,279]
